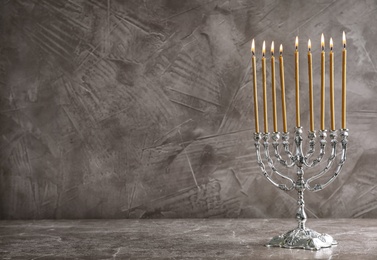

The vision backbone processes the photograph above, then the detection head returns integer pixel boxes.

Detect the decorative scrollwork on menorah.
[254,127,348,250]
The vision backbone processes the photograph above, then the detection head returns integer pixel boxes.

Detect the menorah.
[251,33,349,250]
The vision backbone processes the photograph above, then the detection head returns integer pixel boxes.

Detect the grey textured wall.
[1,0,376,219]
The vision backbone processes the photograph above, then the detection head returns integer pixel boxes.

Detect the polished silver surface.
[266,228,337,250]
[254,127,349,250]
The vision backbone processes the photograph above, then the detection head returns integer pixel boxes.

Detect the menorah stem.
[296,167,307,230]
[295,131,307,230]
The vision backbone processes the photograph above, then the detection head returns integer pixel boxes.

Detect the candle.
[342,31,347,129]
[308,39,314,131]
[251,39,259,133]
[262,41,268,132]
[279,44,287,132]
[321,33,326,130]
[271,41,277,132]
[295,36,300,127]
[329,38,335,130]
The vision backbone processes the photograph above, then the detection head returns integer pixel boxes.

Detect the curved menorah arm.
[281,131,296,163]
[262,133,295,190]
[254,133,295,191]
[304,130,316,161]
[271,132,296,168]
[306,129,349,192]
[304,130,327,167]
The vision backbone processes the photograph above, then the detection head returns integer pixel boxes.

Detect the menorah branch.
[262,133,295,188]
[304,130,316,162]
[272,132,296,168]
[254,133,295,191]
[305,129,348,191]
[305,130,327,168]
[306,129,349,191]
[282,132,296,163]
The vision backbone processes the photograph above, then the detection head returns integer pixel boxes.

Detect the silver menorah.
[254,127,349,250]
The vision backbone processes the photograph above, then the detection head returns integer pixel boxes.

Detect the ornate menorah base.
[266,228,337,250]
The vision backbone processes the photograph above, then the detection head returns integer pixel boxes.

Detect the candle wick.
[322,46,324,51]
[344,43,346,49]
[252,51,255,56]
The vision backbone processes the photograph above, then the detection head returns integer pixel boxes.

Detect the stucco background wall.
[0,0,376,219]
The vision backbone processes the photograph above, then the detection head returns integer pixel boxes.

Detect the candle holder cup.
[254,127,349,250]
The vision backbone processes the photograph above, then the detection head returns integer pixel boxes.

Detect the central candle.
[308,39,314,131]
[321,34,326,130]
[262,41,268,133]
[329,38,335,130]
[295,36,300,127]
[271,41,278,132]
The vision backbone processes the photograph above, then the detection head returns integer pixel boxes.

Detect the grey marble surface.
[1,219,377,259]
[1,0,377,219]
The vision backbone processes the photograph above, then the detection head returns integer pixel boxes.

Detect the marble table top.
[0,219,376,259]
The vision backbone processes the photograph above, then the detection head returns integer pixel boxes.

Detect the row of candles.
[251,32,347,133]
